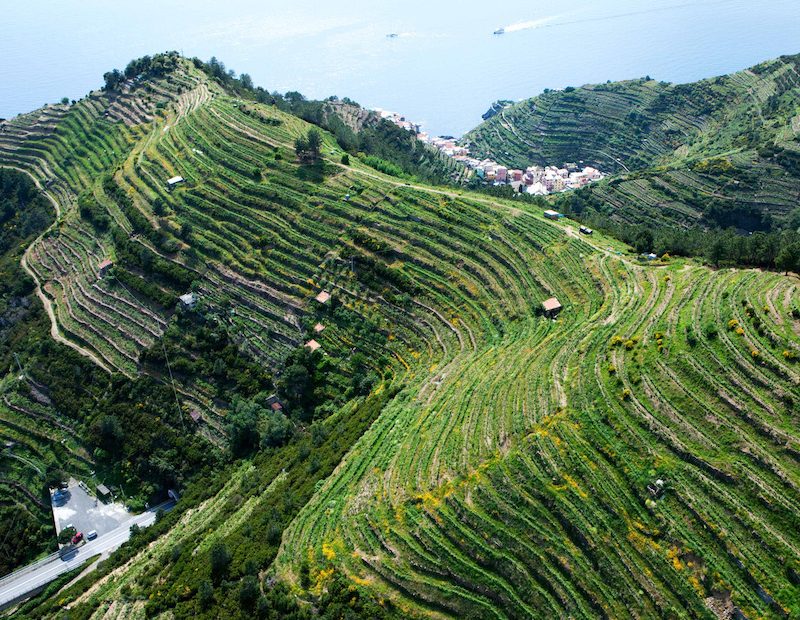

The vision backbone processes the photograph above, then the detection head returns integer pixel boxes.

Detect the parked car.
[71,531,83,545]
[86,530,98,540]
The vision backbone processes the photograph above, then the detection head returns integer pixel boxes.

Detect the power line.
[161,340,185,433]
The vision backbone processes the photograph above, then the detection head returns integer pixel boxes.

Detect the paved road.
[0,502,173,609]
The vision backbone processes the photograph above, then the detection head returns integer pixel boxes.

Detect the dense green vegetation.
[0,169,60,573]
[1,54,798,620]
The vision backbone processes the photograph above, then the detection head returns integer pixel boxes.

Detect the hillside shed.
[314,323,325,333]
[179,292,197,309]
[98,259,113,276]
[305,339,321,352]
[315,291,331,304]
[96,483,111,500]
[541,297,562,318]
[579,225,593,235]
[166,175,185,190]
[543,209,563,220]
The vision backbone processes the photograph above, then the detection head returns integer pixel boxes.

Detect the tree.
[210,542,231,583]
[58,526,76,545]
[226,398,261,457]
[295,129,322,163]
[60,97,69,105]
[776,241,800,275]
[341,153,350,165]
[261,409,292,447]
[277,362,311,414]
[102,69,124,91]
[239,575,260,610]
[239,73,254,90]
[294,136,308,160]
[632,227,654,254]
[44,465,66,490]
[306,129,321,158]
[198,580,214,609]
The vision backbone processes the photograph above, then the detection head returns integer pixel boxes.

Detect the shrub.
[198,580,214,609]
[239,575,260,610]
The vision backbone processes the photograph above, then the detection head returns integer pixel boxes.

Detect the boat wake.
[495,16,558,34]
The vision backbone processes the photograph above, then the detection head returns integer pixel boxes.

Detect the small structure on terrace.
[179,292,197,309]
[305,339,321,352]
[541,297,562,318]
[98,259,113,277]
[166,175,185,190]
[315,291,331,304]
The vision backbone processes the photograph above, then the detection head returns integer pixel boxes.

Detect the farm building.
[314,323,325,333]
[265,394,285,412]
[541,297,562,318]
[166,175,185,190]
[579,225,593,235]
[189,410,202,424]
[315,291,331,304]
[305,339,321,352]
[543,209,563,220]
[98,259,113,276]
[96,483,111,501]
[179,292,197,308]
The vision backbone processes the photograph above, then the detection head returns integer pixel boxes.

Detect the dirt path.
[2,165,113,374]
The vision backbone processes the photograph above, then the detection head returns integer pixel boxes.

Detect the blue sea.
[2,0,800,136]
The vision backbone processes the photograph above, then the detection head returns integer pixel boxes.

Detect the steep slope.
[465,54,800,230]
[1,55,799,619]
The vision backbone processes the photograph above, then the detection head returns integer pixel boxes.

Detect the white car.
[86,530,98,540]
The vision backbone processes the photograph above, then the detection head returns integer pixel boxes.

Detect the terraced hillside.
[466,54,800,230]
[2,55,799,619]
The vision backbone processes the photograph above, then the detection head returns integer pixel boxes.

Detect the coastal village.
[375,109,605,195]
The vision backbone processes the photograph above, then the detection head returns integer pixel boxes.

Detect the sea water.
[2,0,799,136]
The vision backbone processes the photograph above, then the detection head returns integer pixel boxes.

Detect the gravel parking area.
[51,479,130,539]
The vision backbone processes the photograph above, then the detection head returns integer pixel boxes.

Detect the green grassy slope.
[465,54,800,230]
[1,56,799,619]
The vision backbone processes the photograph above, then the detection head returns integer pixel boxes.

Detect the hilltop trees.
[103,52,181,91]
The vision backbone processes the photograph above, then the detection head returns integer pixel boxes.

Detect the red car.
[71,531,83,545]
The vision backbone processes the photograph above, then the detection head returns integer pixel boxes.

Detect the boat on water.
[386,33,399,38]
[493,27,505,35]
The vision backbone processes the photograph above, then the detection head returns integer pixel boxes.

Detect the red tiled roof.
[542,297,562,312]
[305,339,321,351]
